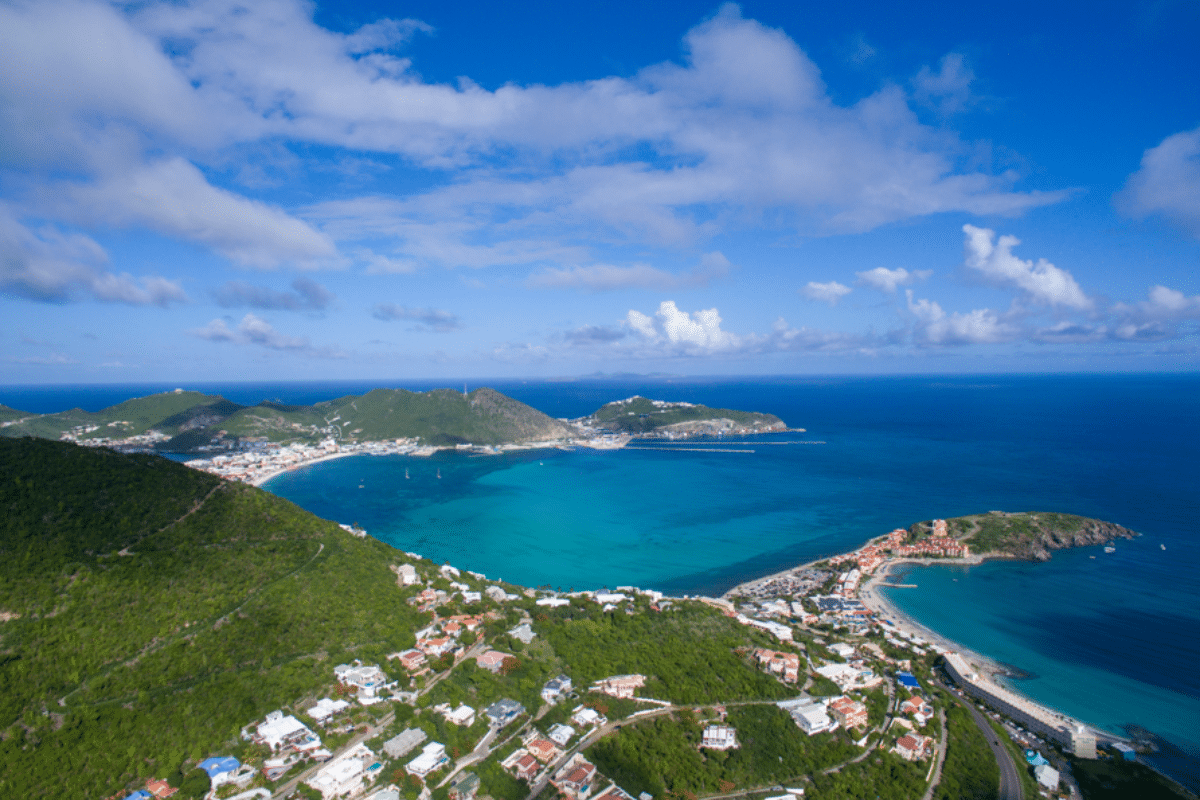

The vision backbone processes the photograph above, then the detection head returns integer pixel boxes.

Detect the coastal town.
[107,518,1129,800]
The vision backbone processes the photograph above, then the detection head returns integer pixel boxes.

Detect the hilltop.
[0,387,577,452]
[580,395,788,436]
[908,511,1138,561]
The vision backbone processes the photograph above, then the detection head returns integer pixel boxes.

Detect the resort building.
[944,652,1096,757]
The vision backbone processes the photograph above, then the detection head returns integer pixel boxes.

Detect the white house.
[397,564,419,585]
[307,744,373,800]
[701,725,739,750]
[406,742,450,778]
[1034,764,1060,790]
[307,697,351,724]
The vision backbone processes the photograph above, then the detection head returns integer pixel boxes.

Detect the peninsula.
[0,387,793,485]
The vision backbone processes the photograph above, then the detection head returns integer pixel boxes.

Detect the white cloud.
[1118,125,1200,237]
[625,300,740,352]
[1,1,1070,279]
[61,159,336,269]
[856,266,931,293]
[1109,285,1200,339]
[912,53,975,116]
[801,281,853,305]
[528,252,730,291]
[906,289,1011,345]
[0,208,186,305]
[961,224,1091,309]
[190,312,340,355]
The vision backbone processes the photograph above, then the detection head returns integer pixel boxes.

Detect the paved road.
[920,707,949,800]
[958,698,1023,800]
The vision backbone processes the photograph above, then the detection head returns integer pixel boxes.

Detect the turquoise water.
[244,374,1198,786]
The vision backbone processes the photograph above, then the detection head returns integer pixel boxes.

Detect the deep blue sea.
[4,374,1198,788]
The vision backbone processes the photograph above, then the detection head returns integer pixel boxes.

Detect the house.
[894,733,933,761]
[827,697,868,729]
[509,622,536,644]
[254,713,321,752]
[535,596,570,607]
[485,585,508,602]
[145,778,178,797]
[777,698,837,736]
[419,637,456,658]
[701,725,738,750]
[405,742,450,778]
[548,723,576,746]
[440,564,461,579]
[443,620,463,638]
[448,771,481,800]
[554,754,598,798]
[591,674,645,699]
[475,650,509,673]
[1034,764,1060,790]
[593,788,636,800]
[307,744,372,800]
[899,696,933,725]
[571,706,606,728]
[526,737,560,762]
[435,703,476,726]
[542,674,573,703]
[197,756,241,780]
[828,642,855,659]
[485,698,526,728]
[122,792,152,800]
[397,564,419,585]
[754,649,801,683]
[501,749,540,782]
[393,649,428,673]
[383,728,427,760]
[307,697,351,725]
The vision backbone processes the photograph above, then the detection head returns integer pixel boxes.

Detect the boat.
[436,468,441,479]
[405,468,410,479]
[1104,545,1116,553]
[1161,544,1167,550]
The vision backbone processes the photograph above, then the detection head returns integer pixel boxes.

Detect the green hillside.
[0,437,426,797]
[588,395,785,434]
[0,405,27,425]
[917,511,1138,560]
[1,387,576,450]
[0,390,227,442]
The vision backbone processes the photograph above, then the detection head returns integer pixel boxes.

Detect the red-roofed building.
[146,779,178,798]
[501,749,539,782]
[526,738,559,763]
[827,697,868,729]
[476,650,508,673]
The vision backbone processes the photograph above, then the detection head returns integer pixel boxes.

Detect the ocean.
[5,374,1198,787]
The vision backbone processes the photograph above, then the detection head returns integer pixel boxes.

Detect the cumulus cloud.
[962,224,1091,309]
[856,266,931,293]
[190,313,340,355]
[625,300,741,352]
[214,277,334,311]
[0,209,186,305]
[371,303,462,332]
[801,281,853,305]
[906,289,1011,345]
[1118,126,1200,237]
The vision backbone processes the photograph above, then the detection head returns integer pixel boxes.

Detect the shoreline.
[724,542,1120,746]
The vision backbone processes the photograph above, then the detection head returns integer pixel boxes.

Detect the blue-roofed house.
[197,756,240,779]
[122,791,152,800]
[895,672,920,689]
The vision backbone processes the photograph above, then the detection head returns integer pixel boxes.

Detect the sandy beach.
[250,450,360,487]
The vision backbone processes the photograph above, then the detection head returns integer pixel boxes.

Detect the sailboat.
[405,468,410,479]
[436,468,442,479]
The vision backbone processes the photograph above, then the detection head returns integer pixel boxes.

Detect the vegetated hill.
[911,511,1138,561]
[0,390,227,442]
[586,395,786,435]
[0,405,27,424]
[0,437,426,798]
[312,387,578,445]
[0,387,577,451]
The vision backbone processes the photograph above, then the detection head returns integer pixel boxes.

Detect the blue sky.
[2,0,1199,383]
